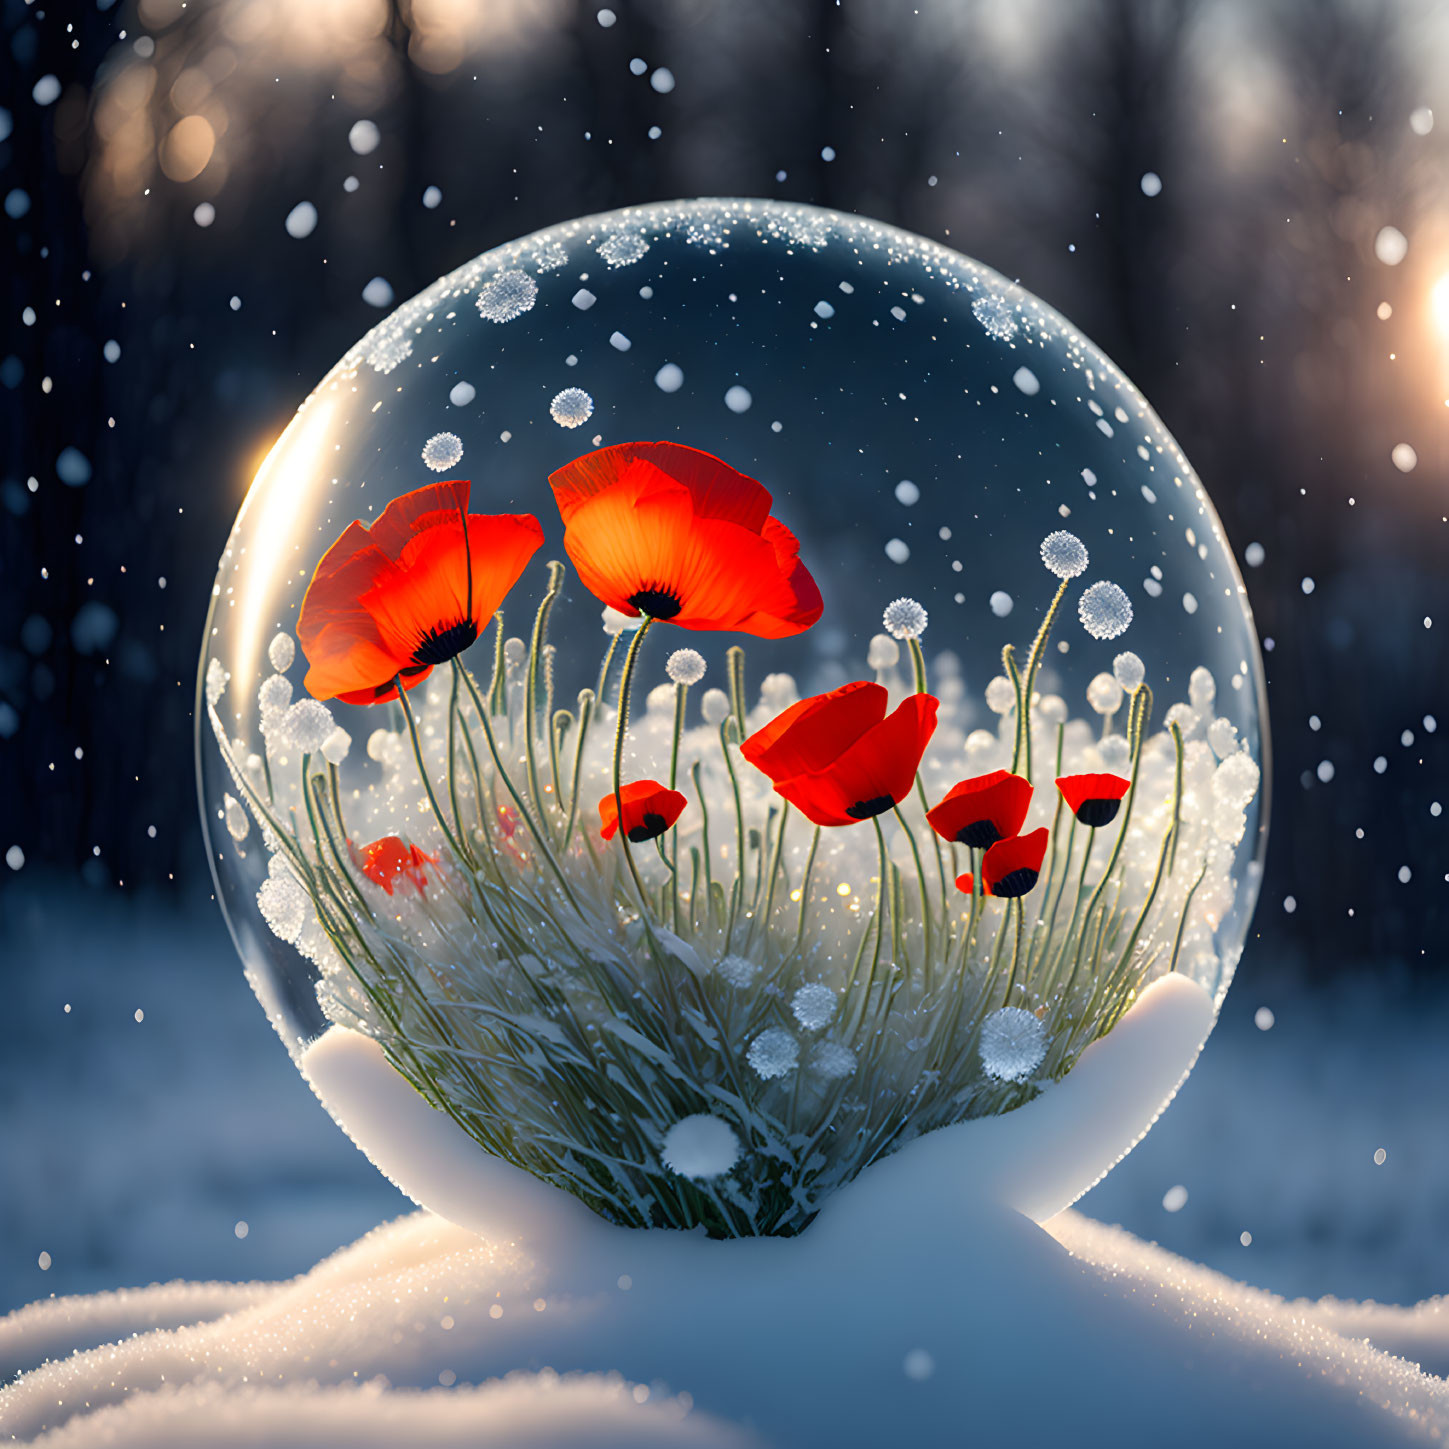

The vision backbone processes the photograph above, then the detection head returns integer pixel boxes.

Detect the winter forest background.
[3,0,1448,1316]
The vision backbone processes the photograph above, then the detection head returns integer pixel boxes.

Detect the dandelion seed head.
[985,675,1016,715]
[759,673,798,712]
[1098,734,1131,774]
[205,657,230,706]
[701,688,732,726]
[1189,666,1217,711]
[979,1006,1048,1082]
[267,633,295,672]
[1213,752,1261,811]
[666,648,706,687]
[1164,703,1199,738]
[550,387,594,428]
[421,432,464,471]
[321,726,352,766]
[809,1040,857,1079]
[258,673,293,719]
[1113,651,1146,692]
[280,698,336,754]
[1040,530,1089,579]
[1037,694,1067,726]
[1207,718,1239,760]
[661,1114,741,1178]
[1086,672,1124,716]
[715,953,759,988]
[867,634,900,670]
[476,269,537,323]
[791,982,838,1031]
[1079,580,1133,639]
[883,596,928,640]
[747,1027,799,1080]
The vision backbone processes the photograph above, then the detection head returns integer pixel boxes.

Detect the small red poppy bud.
[357,836,437,896]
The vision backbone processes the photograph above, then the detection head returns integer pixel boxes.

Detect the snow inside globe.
[197,199,1267,1239]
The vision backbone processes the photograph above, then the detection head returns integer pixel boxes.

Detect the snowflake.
[421,432,464,471]
[971,292,1018,342]
[1079,581,1133,640]
[549,387,594,429]
[597,231,649,267]
[979,1007,1048,1082]
[476,269,537,323]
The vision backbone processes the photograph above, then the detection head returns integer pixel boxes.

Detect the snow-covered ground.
[2,884,1445,1312]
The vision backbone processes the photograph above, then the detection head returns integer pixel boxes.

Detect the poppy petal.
[954,871,975,895]
[599,779,688,842]
[742,680,887,784]
[926,770,1034,849]
[1056,772,1132,827]
[982,827,1049,898]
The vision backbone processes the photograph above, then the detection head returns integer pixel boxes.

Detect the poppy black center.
[846,795,894,821]
[626,812,668,843]
[1075,798,1122,829]
[955,819,1002,850]
[990,866,1039,899]
[628,588,682,620]
[412,617,479,667]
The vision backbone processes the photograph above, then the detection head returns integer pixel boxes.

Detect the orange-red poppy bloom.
[1056,773,1131,828]
[954,870,975,895]
[548,441,822,637]
[299,479,543,705]
[741,680,939,828]
[982,827,1049,899]
[926,770,1034,850]
[599,780,688,843]
[357,836,437,896]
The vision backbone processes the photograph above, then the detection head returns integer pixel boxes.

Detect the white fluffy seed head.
[1207,717,1239,760]
[257,869,307,944]
[883,596,928,640]
[1213,752,1260,810]
[979,1006,1049,1082]
[1113,650,1145,692]
[715,953,760,987]
[1078,580,1133,640]
[701,687,732,726]
[791,983,837,1031]
[1040,530,1088,579]
[281,698,336,754]
[666,648,707,686]
[1189,666,1217,711]
[1086,672,1124,716]
[661,1114,741,1179]
[1098,734,1131,774]
[1037,694,1068,727]
[867,634,901,671]
[205,657,230,706]
[985,675,1016,715]
[268,633,295,672]
[258,673,293,718]
[747,1027,799,1080]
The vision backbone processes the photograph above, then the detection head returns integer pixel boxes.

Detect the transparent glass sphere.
[198,199,1267,1235]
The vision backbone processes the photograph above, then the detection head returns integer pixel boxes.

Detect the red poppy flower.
[741,680,939,828]
[1056,773,1131,828]
[357,836,437,896]
[954,870,975,895]
[599,780,688,843]
[299,479,543,705]
[548,441,822,637]
[926,770,1034,850]
[982,827,1049,899]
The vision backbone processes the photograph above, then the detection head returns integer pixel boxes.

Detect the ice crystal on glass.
[476,269,537,323]
[971,292,1018,341]
[979,1007,1049,1082]
[598,231,649,267]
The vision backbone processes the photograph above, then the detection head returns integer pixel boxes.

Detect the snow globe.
[197,199,1266,1253]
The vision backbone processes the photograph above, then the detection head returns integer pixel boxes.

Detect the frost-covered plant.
[206,441,1259,1237]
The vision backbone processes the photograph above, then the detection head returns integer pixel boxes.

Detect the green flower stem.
[445,666,475,867]
[727,645,747,738]
[891,803,934,981]
[454,659,588,920]
[610,617,655,909]
[525,563,565,821]
[596,631,622,703]
[487,612,507,716]
[1002,897,1025,1007]
[1003,643,1025,771]
[667,681,689,931]
[793,825,821,956]
[754,801,791,949]
[1168,858,1210,973]
[550,709,572,829]
[394,679,471,868]
[327,761,348,844]
[718,718,748,947]
[561,689,594,851]
[914,775,950,927]
[691,759,716,925]
[907,636,928,695]
[1013,576,1070,783]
